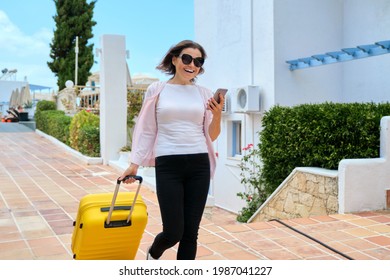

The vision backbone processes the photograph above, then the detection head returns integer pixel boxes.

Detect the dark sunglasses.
[178,53,205,68]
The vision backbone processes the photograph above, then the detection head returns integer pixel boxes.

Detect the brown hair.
[156,40,207,81]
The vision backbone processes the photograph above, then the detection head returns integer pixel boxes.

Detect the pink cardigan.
[130,81,217,178]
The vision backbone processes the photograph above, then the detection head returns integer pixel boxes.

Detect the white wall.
[195,0,390,213]
[274,0,390,105]
[195,0,260,213]
[338,117,390,213]
[99,35,128,165]
[273,0,344,106]
[342,0,390,103]
[252,0,275,111]
[195,0,253,90]
[0,80,28,102]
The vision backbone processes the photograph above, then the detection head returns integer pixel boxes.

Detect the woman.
[119,40,224,260]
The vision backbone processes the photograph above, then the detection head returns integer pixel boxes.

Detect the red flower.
[242,143,254,151]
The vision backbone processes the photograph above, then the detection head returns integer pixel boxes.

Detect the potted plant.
[24,101,34,119]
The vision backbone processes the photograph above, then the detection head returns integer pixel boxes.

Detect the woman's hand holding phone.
[213,88,227,104]
[208,88,227,114]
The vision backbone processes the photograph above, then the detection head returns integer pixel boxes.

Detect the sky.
[0,0,194,90]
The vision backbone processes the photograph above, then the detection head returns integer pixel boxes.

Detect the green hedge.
[36,100,56,112]
[35,109,54,132]
[69,110,100,157]
[35,101,100,157]
[35,100,58,132]
[35,100,72,146]
[258,102,390,195]
[37,110,71,144]
[77,124,100,157]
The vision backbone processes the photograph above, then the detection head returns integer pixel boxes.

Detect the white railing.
[75,86,146,115]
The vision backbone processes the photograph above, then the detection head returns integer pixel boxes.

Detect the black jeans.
[150,153,210,260]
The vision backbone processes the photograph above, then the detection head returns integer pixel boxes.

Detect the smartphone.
[213,88,228,104]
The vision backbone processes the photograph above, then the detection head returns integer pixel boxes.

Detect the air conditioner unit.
[232,85,260,113]
[221,93,230,114]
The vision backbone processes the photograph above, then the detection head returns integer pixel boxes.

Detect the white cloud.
[0,10,55,87]
[0,10,51,58]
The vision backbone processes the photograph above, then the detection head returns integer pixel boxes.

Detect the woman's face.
[172,47,203,84]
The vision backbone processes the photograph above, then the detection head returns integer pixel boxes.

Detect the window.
[231,121,242,157]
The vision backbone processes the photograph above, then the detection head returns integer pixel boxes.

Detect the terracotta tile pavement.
[1,124,390,260]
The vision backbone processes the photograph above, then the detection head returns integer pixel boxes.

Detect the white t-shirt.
[155,84,208,157]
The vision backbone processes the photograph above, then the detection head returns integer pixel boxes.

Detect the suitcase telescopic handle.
[106,175,143,225]
[116,175,143,185]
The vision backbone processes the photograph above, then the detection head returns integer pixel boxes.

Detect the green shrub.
[259,102,390,194]
[69,110,100,155]
[237,144,267,222]
[35,110,48,132]
[127,88,143,127]
[237,102,390,222]
[36,110,71,144]
[77,124,100,157]
[35,100,58,131]
[36,100,56,112]
[35,110,59,133]
[34,101,100,157]
[126,88,144,147]
[46,112,72,144]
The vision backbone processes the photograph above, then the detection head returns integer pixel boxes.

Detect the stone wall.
[249,167,338,222]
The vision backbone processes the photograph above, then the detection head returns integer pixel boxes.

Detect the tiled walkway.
[1,123,390,260]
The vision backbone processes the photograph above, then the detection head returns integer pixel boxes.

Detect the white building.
[194,0,390,213]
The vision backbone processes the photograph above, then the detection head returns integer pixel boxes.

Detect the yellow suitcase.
[71,176,147,260]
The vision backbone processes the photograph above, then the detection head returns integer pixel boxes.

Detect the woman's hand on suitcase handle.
[118,163,140,184]
[117,175,143,185]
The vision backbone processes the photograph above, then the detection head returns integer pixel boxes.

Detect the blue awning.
[29,84,52,91]
[286,40,390,70]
